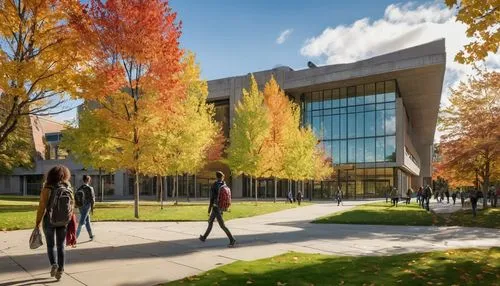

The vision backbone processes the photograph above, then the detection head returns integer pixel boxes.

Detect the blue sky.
[171,0,428,80]
[54,0,498,127]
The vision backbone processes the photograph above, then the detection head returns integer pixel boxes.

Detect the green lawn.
[0,195,309,231]
[167,248,500,286]
[313,202,500,229]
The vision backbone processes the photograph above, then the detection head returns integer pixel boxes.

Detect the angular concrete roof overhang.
[208,39,446,146]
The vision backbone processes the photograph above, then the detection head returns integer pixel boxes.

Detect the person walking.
[391,187,399,207]
[451,190,457,205]
[406,188,412,205]
[445,189,450,204]
[287,189,293,204]
[440,190,444,203]
[199,171,236,247]
[460,190,466,207]
[75,175,95,241]
[469,188,479,217]
[416,187,423,205]
[336,185,343,206]
[423,185,432,211]
[296,190,303,206]
[35,165,74,281]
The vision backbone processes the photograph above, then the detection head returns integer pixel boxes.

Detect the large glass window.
[303,79,398,164]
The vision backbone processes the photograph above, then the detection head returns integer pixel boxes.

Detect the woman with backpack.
[35,165,74,281]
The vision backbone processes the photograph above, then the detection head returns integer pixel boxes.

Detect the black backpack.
[75,185,87,208]
[47,184,74,227]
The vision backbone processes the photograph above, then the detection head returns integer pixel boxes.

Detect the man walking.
[76,175,95,241]
[470,188,479,217]
[423,185,432,211]
[199,171,236,247]
[336,185,343,206]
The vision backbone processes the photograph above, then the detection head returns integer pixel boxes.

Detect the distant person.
[287,189,293,204]
[75,175,95,241]
[199,171,236,247]
[423,185,432,211]
[391,187,399,207]
[451,190,457,205]
[406,188,412,204]
[416,187,423,205]
[445,189,450,204]
[469,188,479,217]
[440,190,444,203]
[35,165,74,281]
[460,190,466,207]
[336,186,343,206]
[296,190,303,206]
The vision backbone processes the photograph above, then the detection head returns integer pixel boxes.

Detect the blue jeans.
[43,216,67,270]
[76,204,93,238]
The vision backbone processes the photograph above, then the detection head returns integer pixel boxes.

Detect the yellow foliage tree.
[445,0,500,64]
[0,0,84,159]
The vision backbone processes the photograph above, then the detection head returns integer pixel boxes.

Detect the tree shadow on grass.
[167,248,499,286]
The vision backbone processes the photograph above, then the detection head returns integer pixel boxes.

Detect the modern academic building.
[205,39,445,200]
[0,39,445,200]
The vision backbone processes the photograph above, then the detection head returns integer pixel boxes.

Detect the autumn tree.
[445,0,499,64]
[437,70,499,208]
[71,0,184,218]
[227,74,271,202]
[0,0,84,164]
[261,76,297,202]
[0,115,33,173]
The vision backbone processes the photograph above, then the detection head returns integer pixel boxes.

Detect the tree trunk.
[187,174,190,202]
[255,177,258,204]
[483,161,490,209]
[174,174,178,205]
[274,177,277,203]
[249,176,252,198]
[160,176,164,210]
[134,170,140,218]
[98,168,103,202]
[194,174,197,199]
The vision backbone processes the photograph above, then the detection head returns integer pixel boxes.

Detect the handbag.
[29,227,43,249]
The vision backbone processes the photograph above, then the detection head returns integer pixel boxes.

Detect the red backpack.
[218,184,231,211]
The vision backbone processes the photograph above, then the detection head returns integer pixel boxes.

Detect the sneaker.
[228,239,236,248]
[55,269,63,281]
[50,265,57,277]
[90,235,95,241]
[199,235,206,242]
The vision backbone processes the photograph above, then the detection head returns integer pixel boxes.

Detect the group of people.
[35,166,235,281]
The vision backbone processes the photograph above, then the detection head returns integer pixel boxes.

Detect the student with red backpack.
[199,171,236,247]
[35,165,75,281]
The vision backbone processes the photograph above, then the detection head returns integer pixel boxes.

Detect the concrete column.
[114,171,125,196]
[232,175,243,197]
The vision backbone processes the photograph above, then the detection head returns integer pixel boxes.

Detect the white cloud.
[300,2,499,120]
[276,29,293,44]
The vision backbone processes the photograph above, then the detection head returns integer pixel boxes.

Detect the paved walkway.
[1,201,499,286]
[428,198,485,214]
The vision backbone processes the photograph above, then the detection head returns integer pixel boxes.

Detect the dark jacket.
[208,180,224,213]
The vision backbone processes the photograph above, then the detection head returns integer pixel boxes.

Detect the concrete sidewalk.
[1,200,499,286]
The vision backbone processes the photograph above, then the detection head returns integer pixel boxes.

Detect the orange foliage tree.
[72,0,184,218]
[436,70,499,206]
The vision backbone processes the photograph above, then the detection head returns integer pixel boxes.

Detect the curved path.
[1,201,499,286]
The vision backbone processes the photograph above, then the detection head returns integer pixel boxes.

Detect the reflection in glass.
[340,114,347,139]
[365,111,375,137]
[376,137,385,162]
[356,138,364,163]
[340,140,347,163]
[385,135,396,162]
[324,141,333,161]
[385,109,396,135]
[332,140,340,164]
[356,112,364,138]
[324,115,332,140]
[332,114,340,139]
[324,90,332,109]
[347,113,356,138]
[347,139,356,163]
[313,116,321,138]
[376,110,385,136]
[365,137,375,162]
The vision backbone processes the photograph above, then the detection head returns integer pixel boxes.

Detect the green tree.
[227,74,271,202]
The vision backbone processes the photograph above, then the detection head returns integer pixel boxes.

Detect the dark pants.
[405,197,411,204]
[461,197,465,207]
[392,198,399,206]
[452,197,456,205]
[471,198,478,217]
[202,208,234,242]
[43,221,67,271]
[337,197,342,206]
[422,197,429,210]
[297,199,302,206]
[494,196,498,207]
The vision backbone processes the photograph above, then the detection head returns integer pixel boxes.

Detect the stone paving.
[1,200,499,286]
